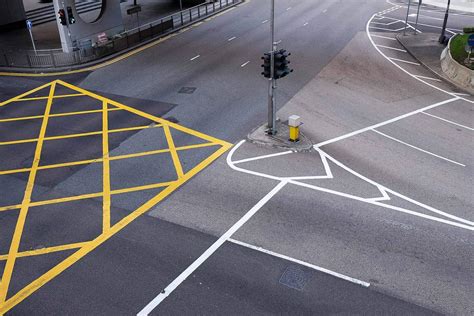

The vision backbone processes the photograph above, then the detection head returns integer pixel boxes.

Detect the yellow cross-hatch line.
[0,80,233,314]
[0,107,122,123]
[0,81,56,305]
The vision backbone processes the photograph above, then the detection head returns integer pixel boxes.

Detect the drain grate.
[178,87,197,94]
[279,265,311,291]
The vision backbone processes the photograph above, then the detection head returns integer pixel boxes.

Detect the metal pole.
[403,0,412,36]
[28,28,37,55]
[179,0,183,11]
[414,0,422,35]
[267,0,276,135]
[439,0,451,44]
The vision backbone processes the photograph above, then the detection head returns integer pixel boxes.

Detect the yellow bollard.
[288,115,301,142]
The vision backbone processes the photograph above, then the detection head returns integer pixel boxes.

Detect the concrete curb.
[440,35,474,93]
[0,1,242,74]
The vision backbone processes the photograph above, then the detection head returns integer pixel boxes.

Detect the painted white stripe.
[190,55,200,61]
[322,9,327,13]
[371,34,397,40]
[286,7,291,11]
[414,75,442,82]
[315,97,459,147]
[389,57,420,66]
[422,112,474,131]
[227,36,236,41]
[376,44,407,52]
[137,181,288,315]
[303,22,309,26]
[371,20,400,26]
[228,238,370,287]
[372,129,466,167]
[240,61,250,68]
[262,19,268,24]
[233,150,293,164]
[369,26,400,31]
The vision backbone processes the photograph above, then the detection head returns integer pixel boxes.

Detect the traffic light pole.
[439,0,451,44]
[267,0,277,135]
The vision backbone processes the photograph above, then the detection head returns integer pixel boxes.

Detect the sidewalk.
[422,0,474,13]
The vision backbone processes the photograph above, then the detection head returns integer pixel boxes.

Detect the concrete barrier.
[440,35,474,93]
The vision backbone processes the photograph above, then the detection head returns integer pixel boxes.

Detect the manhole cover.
[178,87,197,94]
[279,265,311,291]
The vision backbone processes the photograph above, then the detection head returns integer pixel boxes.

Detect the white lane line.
[414,75,442,82]
[372,129,466,167]
[227,36,237,41]
[241,61,250,68]
[137,181,288,315]
[233,150,293,164]
[228,238,370,287]
[262,19,268,24]
[190,55,200,61]
[303,22,309,26]
[369,26,400,31]
[286,7,291,11]
[371,20,400,26]
[421,112,474,131]
[315,97,459,148]
[452,93,470,97]
[371,34,397,41]
[389,57,420,66]
[376,44,407,52]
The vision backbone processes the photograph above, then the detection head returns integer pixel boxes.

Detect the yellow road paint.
[0,82,56,305]
[0,242,90,261]
[14,93,85,102]
[0,80,232,314]
[101,100,111,232]
[0,107,122,123]
[0,142,219,176]
[0,123,163,146]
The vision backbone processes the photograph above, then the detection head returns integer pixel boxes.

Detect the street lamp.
[439,0,451,44]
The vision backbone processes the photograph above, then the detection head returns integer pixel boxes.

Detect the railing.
[0,0,239,70]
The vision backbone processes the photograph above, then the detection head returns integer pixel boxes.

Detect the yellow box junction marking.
[0,80,232,314]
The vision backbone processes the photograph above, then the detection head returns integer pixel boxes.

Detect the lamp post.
[439,0,451,44]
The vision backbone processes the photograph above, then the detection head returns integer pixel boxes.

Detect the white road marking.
[371,20,400,26]
[233,150,293,164]
[389,57,420,66]
[286,7,292,11]
[303,22,309,26]
[228,238,371,287]
[414,75,442,82]
[323,9,327,13]
[372,129,466,167]
[137,180,288,315]
[421,112,474,131]
[376,44,407,52]
[371,34,397,41]
[240,61,250,68]
[227,36,237,41]
[452,93,470,97]
[228,141,474,230]
[275,40,282,44]
[315,97,459,148]
[262,19,268,24]
[190,55,200,61]
[369,25,401,32]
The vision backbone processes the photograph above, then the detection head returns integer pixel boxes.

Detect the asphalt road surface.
[0,0,472,314]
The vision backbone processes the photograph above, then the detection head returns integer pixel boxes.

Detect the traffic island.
[397,32,474,94]
[248,120,313,152]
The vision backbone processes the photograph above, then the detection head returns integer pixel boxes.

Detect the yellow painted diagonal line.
[0,143,231,314]
[54,80,231,147]
[0,142,219,176]
[0,242,90,261]
[102,100,111,232]
[0,81,53,107]
[163,125,184,178]
[0,81,56,305]
[0,108,122,123]
[0,124,162,146]
[13,93,84,102]
[0,181,177,212]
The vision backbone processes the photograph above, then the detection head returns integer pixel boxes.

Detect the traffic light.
[58,9,67,25]
[67,7,76,24]
[274,49,293,79]
[261,52,272,78]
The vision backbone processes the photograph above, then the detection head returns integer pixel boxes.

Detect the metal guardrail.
[0,0,239,70]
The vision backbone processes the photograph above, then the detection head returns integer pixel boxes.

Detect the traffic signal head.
[67,7,76,24]
[261,52,272,79]
[58,9,67,25]
[274,49,293,79]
